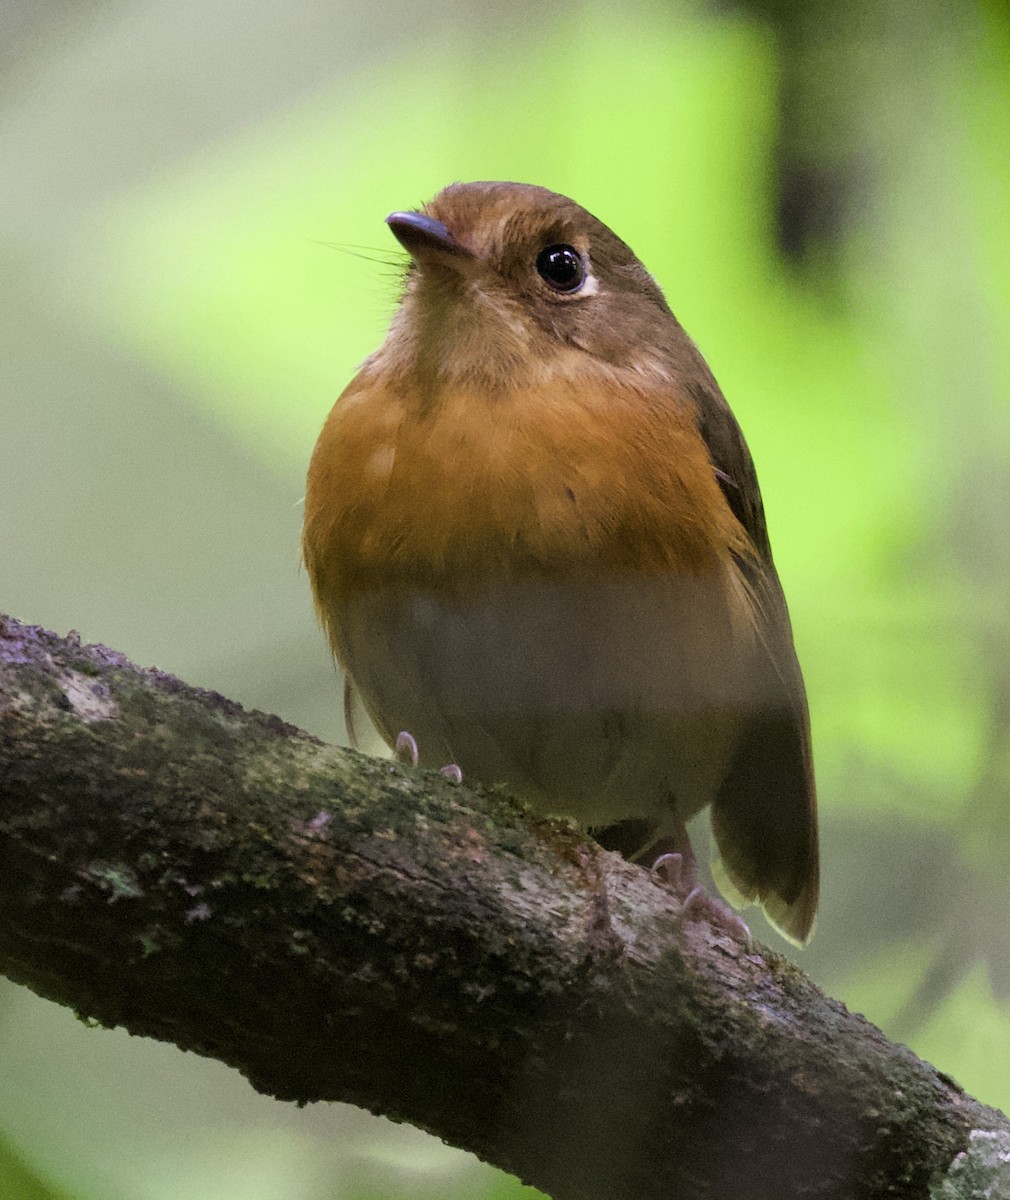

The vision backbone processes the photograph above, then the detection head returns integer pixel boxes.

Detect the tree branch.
[0,614,1006,1199]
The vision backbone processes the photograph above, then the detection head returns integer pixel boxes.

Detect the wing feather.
[688,377,819,944]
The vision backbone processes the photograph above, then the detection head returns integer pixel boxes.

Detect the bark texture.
[0,614,1006,1200]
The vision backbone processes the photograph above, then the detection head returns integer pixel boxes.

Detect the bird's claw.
[683,886,752,944]
[395,730,419,766]
[652,851,688,890]
[395,731,463,783]
[653,853,750,944]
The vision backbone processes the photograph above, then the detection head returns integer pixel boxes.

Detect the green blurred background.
[2,0,1009,1196]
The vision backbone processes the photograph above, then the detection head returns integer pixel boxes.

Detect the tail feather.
[710,709,818,946]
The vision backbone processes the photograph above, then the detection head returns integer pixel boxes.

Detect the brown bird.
[302,181,818,943]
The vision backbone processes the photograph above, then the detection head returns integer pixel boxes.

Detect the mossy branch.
[0,614,1006,1200]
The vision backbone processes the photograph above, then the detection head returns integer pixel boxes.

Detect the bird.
[302,181,818,944]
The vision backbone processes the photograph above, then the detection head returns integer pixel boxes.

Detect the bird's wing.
[688,377,819,944]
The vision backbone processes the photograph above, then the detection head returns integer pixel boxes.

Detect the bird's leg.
[640,818,697,893]
[394,730,419,766]
[651,849,697,893]
[647,821,751,944]
[394,731,462,784]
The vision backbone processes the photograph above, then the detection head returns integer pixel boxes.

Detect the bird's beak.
[386,211,473,261]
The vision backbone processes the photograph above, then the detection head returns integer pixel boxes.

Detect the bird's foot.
[652,851,695,892]
[394,730,419,766]
[394,731,463,785]
[652,852,750,945]
[681,887,752,945]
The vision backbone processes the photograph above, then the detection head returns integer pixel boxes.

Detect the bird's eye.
[535,244,585,293]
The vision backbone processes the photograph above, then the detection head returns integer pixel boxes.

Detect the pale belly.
[332,568,757,833]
